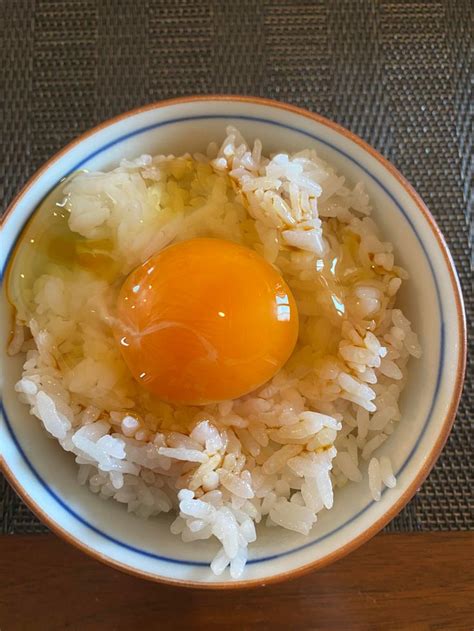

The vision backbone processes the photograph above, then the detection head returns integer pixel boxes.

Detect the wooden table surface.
[1,532,472,630]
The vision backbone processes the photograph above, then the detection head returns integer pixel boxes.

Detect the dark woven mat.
[0,0,472,534]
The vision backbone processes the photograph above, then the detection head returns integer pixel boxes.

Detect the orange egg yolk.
[114,238,299,405]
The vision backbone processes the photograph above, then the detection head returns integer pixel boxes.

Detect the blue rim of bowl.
[0,109,446,572]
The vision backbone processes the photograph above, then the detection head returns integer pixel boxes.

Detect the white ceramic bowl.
[0,96,466,588]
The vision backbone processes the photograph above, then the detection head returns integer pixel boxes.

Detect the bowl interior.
[0,99,461,585]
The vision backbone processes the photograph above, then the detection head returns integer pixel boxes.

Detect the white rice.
[9,126,421,578]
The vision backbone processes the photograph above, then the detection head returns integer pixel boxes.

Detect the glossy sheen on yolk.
[114,238,299,405]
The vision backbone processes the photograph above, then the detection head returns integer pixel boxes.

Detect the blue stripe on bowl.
[0,114,443,568]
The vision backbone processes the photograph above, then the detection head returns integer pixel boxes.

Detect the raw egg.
[114,238,299,404]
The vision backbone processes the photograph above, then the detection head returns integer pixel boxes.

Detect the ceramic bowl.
[0,96,466,587]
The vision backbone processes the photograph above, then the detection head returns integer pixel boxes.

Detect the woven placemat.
[0,0,472,534]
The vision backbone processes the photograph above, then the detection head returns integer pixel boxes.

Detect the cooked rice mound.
[11,127,421,578]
